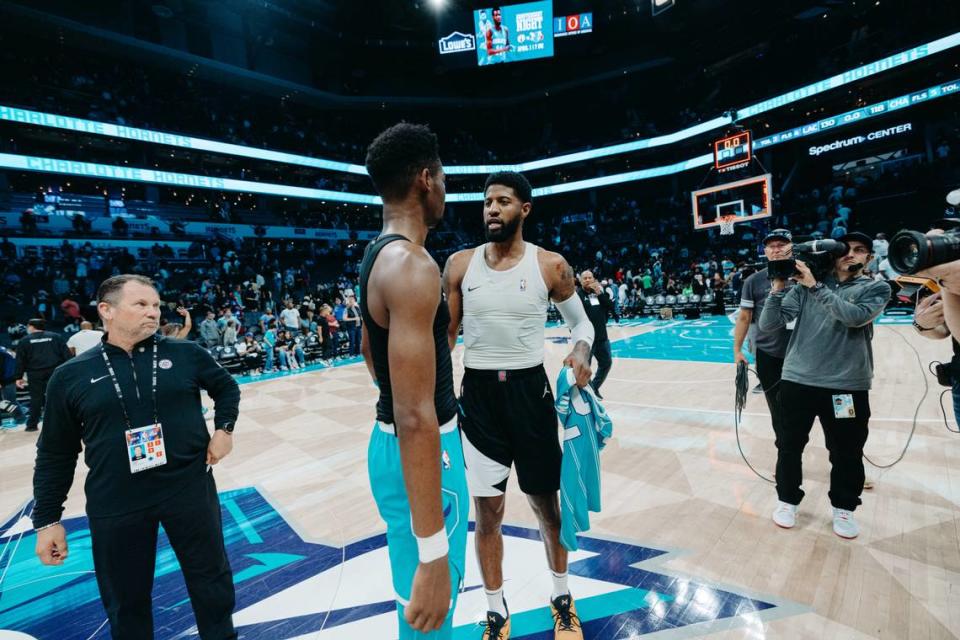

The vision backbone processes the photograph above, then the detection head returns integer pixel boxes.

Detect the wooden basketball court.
[1,315,958,639]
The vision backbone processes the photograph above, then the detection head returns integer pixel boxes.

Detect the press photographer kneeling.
[759,232,891,539]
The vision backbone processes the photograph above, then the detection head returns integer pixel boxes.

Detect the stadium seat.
[304,333,323,361]
[217,346,244,374]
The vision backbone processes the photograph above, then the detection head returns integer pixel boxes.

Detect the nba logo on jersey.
[441,449,452,470]
[520,278,527,291]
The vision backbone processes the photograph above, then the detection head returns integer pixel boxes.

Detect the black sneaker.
[25,426,38,432]
[481,601,511,639]
[551,594,583,638]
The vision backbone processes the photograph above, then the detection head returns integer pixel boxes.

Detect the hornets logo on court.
[0,488,785,638]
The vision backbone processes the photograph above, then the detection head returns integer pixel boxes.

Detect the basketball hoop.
[719,216,736,236]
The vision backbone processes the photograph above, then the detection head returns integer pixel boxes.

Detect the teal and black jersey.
[359,234,458,426]
[554,367,613,551]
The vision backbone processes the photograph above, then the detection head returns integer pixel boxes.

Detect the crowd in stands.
[4,119,960,360]
[0,235,368,372]
[2,4,937,171]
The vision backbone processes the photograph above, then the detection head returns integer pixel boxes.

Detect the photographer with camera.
[895,191,960,338]
[734,229,793,446]
[898,201,960,425]
[759,232,890,539]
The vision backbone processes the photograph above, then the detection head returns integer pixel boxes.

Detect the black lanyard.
[100,336,159,429]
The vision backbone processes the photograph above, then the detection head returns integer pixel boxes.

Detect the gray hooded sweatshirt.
[759,274,891,391]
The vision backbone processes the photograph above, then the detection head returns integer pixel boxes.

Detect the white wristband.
[415,528,449,563]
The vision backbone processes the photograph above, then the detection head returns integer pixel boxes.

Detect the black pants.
[777,381,870,511]
[26,368,53,429]
[590,337,612,394]
[346,324,361,356]
[322,332,336,359]
[88,472,236,640]
[754,349,785,447]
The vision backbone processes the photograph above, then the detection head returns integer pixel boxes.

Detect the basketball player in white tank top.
[443,171,594,639]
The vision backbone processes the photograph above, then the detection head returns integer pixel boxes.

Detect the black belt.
[464,364,544,382]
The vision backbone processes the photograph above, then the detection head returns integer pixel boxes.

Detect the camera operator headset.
[758,231,890,539]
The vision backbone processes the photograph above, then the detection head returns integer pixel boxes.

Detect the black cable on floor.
[734,361,775,484]
[863,327,927,469]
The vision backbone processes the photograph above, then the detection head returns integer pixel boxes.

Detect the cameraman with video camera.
[734,229,793,446]
[759,231,890,539]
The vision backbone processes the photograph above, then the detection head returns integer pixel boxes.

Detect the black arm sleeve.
[32,368,82,528]
[193,343,240,429]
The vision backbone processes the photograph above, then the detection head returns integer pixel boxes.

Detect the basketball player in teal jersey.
[477,10,492,66]
[360,123,469,638]
[485,7,512,65]
[443,171,594,639]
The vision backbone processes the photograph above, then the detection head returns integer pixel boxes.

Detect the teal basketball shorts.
[368,415,469,639]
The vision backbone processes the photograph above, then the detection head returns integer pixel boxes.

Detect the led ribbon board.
[0,106,370,175]
[1,33,957,176]
[0,153,381,204]
[1,79,956,204]
[525,77,960,200]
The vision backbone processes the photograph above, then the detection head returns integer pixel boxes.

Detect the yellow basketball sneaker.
[550,594,584,639]
[481,607,511,640]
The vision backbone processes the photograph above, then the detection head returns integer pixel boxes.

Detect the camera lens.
[889,229,960,274]
[888,231,924,274]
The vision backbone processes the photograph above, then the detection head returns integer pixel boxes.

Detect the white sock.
[551,571,569,600]
[484,587,507,617]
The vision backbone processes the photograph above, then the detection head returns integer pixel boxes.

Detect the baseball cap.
[763,229,792,244]
[839,231,873,248]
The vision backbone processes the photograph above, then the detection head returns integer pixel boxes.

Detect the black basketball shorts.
[458,365,562,497]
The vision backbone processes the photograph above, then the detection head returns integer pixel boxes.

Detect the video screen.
[474,2,554,66]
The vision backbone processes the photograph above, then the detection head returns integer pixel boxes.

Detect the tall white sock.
[484,587,507,617]
[551,571,569,600]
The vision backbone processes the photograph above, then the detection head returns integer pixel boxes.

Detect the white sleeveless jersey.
[461,242,550,370]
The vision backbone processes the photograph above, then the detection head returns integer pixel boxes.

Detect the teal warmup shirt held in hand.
[555,367,613,552]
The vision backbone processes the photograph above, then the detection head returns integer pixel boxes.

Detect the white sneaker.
[772,501,797,528]
[832,508,859,539]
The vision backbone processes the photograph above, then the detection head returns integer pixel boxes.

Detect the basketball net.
[718,216,736,236]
